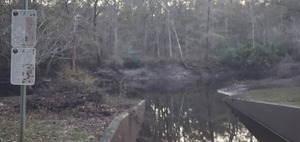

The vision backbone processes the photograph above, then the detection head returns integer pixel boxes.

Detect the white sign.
[11,9,37,47]
[11,48,36,85]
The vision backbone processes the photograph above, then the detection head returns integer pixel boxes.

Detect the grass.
[234,87,300,107]
[56,64,97,87]
[0,111,104,142]
[0,94,141,142]
[103,95,141,107]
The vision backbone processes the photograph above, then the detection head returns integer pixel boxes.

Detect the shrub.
[122,49,143,69]
[221,45,279,69]
[276,45,300,61]
[57,64,96,87]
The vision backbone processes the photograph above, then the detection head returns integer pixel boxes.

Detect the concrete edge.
[100,100,145,142]
[100,112,129,142]
[225,97,300,142]
[228,97,300,109]
[225,100,288,142]
[218,88,300,109]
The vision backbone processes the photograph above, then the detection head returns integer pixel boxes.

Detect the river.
[137,83,258,142]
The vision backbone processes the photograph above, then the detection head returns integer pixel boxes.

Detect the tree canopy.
[1,0,300,70]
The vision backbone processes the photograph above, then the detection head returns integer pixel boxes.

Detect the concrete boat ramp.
[219,87,300,142]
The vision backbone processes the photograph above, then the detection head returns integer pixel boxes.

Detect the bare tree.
[93,0,108,65]
[71,14,78,72]
[206,0,212,47]
[172,20,184,61]
[113,0,118,64]
[167,10,173,58]
[249,1,256,48]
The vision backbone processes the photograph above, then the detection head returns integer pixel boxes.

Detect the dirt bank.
[0,67,139,142]
[121,62,238,94]
[219,59,300,94]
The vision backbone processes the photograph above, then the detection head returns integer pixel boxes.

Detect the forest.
[2,0,300,141]
[1,0,300,73]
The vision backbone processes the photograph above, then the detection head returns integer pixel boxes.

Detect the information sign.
[11,10,37,47]
[10,48,36,85]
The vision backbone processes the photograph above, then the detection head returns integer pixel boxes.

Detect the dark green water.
[137,84,257,142]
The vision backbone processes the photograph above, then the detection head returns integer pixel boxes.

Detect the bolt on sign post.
[10,0,37,142]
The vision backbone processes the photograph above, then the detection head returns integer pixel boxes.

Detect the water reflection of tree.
[138,87,257,142]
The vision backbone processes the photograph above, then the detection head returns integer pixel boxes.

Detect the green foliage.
[221,45,279,69]
[57,64,96,87]
[276,45,300,61]
[122,49,144,69]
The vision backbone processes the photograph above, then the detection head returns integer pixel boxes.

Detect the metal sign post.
[20,85,26,142]
[21,0,28,141]
[21,1,26,142]
[10,0,37,141]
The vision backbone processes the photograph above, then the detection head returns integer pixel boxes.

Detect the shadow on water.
[137,82,258,142]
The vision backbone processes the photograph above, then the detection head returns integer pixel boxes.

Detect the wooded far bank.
[1,0,300,73]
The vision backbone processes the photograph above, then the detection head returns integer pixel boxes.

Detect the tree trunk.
[156,27,160,57]
[252,15,255,48]
[263,29,267,46]
[212,13,215,48]
[225,18,228,38]
[72,15,78,72]
[250,4,255,48]
[177,95,184,123]
[206,92,215,142]
[206,0,212,47]
[185,27,188,56]
[144,23,147,53]
[113,0,118,63]
[94,0,101,65]
[170,96,174,141]
[172,20,184,61]
[167,11,173,58]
